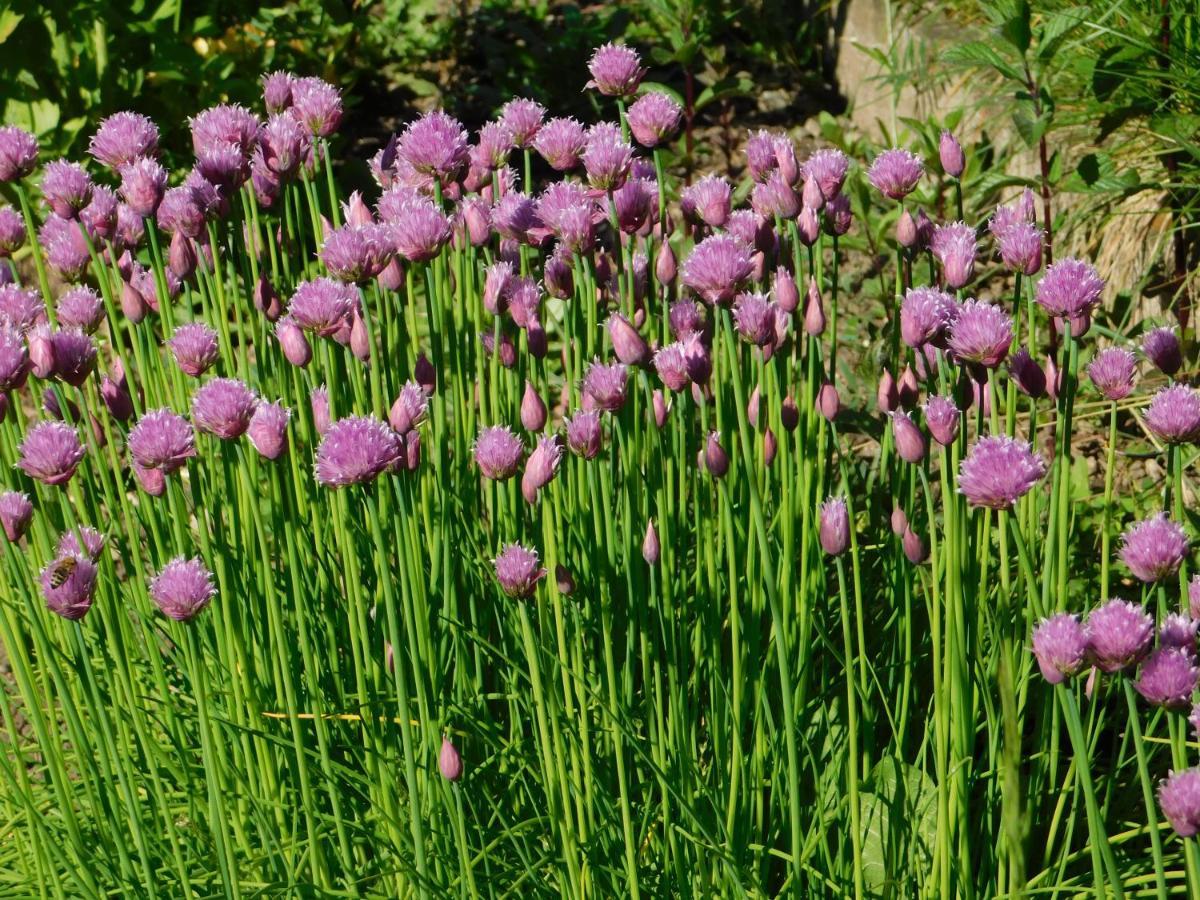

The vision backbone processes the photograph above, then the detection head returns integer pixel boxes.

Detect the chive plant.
[1,39,1199,899]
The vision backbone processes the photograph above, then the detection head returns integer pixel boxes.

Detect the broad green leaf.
[1001,0,1032,55]
[0,10,23,44]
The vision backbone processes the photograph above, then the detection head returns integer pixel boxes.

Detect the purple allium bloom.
[585,43,646,97]
[389,381,429,434]
[389,199,452,263]
[611,178,655,234]
[17,421,86,486]
[262,71,294,113]
[1036,258,1104,319]
[0,205,24,255]
[321,224,385,283]
[0,285,44,334]
[1160,769,1200,837]
[156,185,205,238]
[500,98,546,148]
[128,408,196,473]
[582,360,629,412]
[1008,347,1047,399]
[582,125,633,191]
[40,554,98,620]
[947,300,1013,369]
[627,92,683,148]
[310,386,330,436]
[533,117,588,171]
[259,113,309,178]
[482,261,514,315]
[819,497,850,555]
[40,160,93,220]
[473,122,513,170]
[522,435,563,503]
[1121,513,1188,583]
[168,322,220,377]
[291,77,342,137]
[732,292,776,346]
[58,526,104,561]
[493,543,546,598]
[49,329,96,387]
[89,112,158,169]
[439,736,464,782]
[150,557,216,622]
[1088,347,1137,401]
[683,334,712,385]
[1145,384,1200,444]
[1085,599,1154,672]
[1031,613,1086,684]
[669,299,705,340]
[750,171,799,219]
[682,235,754,305]
[681,175,732,229]
[958,435,1046,509]
[192,378,257,439]
[536,179,592,235]
[868,149,923,200]
[39,215,91,280]
[0,126,38,182]
[930,221,977,289]
[114,202,145,248]
[315,415,403,487]
[288,277,356,337]
[1161,613,1199,656]
[1142,326,1183,377]
[900,286,955,349]
[654,342,691,392]
[190,104,259,157]
[1138,647,1199,708]
[80,185,118,241]
[490,193,533,245]
[997,221,1042,275]
[608,313,650,366]
[565,410,602,459]
[249,401,294,460]
[891,411,927,464]
[56,286,104,333]
[398,110,469,182]
[744,130,779,182]
[0,492,33,542]
[474,425,524,480]
[803,149,850,200]
[0,325,27,391]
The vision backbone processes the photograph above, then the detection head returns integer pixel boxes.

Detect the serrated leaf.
[941,41,1023,82]
[1001,0,1032,54]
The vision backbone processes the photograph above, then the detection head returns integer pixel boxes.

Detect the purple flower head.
[114,202,145,249]
[997,221,1042,275]
[474,425,524,480]
[585,43,646,97]
[260,113,309,178]
[195,142,250,195]
[627,92,683,148]
[947,300,1012,369]
[49,329,96,387]
[58,526,105,561]
[1085,599,1154,672]
[0,492,33,542]
[321,224,386,283]
[930,221,977,289]
[733,292,776,347]
[191,378,257,440]
[17,421,86,486]
[0,205,24,256]
[56,286,103,334]
[654,341,691,392]
[245,400,290,460]
[291,77,342,137]
[473,122,513,170]
[0,126,38,182]
[390,199,452,263]
[190,104,259,157]
[1008,347,1047,399]
[40,160,93,220]
[168,322,220,377]
[262,71,294,113]
[681,175,732,229]
[1143,326,1183,377]
[868,149,923,200]
[1160,769,1200,837]
[500,98,546,148]
[582,125,633,191]
[1145,384,1200,444]
[80,185,118,241]
[750,171,800,220]
[901,287,955,349]
[1031,614,1086,683]
[89,112,158,170]
[0,325,27,391]
[1088,347,1137,401]
[39,215,90,280]
[288,278,356,337]
[40,554,98,620]
[611,178,655,234]
[533,117,587,171]
[682,235,754,305]
[744,131,779,182]
[1121,514,1188,583]
[819,497,850,555]
[492,192,537,243]
[803,149,850,200]
[669,299,705,340]
[583,360,629,412]
[1162,613,1199,656]
[0,285,44,334]
[958,435,1046,509]
[128,408,196,473]
[389,381,429,434]
[522,435,563,503]
[565,410,602,459]
[150,557,216,622]
[493,543,546,598]
[1138,647,1199,708]
[315,415,403,487]
[1036,258,1104,319]
[398,110,469,182]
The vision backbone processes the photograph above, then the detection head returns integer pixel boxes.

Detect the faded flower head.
[1031,613,1086,684]
[1120,513,1188,583]
[1087,347,1137,401]
[315,415,404,487]
[957,435,1046,509]
[17,421,86,486]
[1085,599,1154,673]
[150,557,216,622]
[1036,258,1104,319]
[493,543,546,598]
